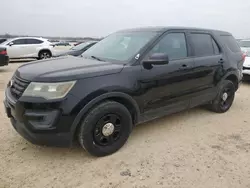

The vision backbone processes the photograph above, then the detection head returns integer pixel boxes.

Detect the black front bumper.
[0,55,9,66]
[4,88,74,147]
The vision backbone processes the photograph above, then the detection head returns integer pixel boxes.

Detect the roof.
[117,26,231,35]
[8,37,48,41]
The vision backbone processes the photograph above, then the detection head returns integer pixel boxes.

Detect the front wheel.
[78,101,133,157]
[207,80,235,113]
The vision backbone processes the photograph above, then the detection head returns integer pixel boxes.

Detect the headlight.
[22,81,76,99]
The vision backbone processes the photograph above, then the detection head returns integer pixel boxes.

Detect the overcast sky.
[1,0,250,38]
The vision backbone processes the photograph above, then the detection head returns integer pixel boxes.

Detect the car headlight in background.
[22,81,76,99]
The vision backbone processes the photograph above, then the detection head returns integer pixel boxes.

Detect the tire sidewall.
[39,51,51,59]
[214,80,235,113]
[78,101,133,156]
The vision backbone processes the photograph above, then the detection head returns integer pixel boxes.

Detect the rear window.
[221,35,241,53]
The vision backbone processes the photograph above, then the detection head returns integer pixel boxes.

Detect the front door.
[7,39,28,58]
[138,31,196,117]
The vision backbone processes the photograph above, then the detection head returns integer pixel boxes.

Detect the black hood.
[16,56,124,82]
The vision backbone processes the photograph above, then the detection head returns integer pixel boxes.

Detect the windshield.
[71,42,94,50]
[240,40,250,48]
[82,31,158,63]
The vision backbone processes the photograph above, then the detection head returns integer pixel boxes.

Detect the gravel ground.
[0,63,250,188]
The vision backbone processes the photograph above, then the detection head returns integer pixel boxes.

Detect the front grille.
[10,76,30,99]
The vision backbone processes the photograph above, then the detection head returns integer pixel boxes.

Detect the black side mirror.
[143,53,169,69]
[8,42,14,46]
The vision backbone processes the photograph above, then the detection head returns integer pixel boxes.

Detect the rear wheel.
[207,80,235,113]
[38,50,51,59]
[78,101,133,157]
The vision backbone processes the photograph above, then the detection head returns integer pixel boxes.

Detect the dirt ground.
[0,63,250,188]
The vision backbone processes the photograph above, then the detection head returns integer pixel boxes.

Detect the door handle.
[218,59,224,64]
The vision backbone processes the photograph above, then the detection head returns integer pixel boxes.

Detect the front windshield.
[82,31,158,63]
[240,41,250,48]
[71,42,93,50]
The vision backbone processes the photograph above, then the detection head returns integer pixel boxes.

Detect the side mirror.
[143,53,169,69]
[8,42,14,46]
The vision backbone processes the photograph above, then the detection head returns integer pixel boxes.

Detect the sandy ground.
[0,63,250,188]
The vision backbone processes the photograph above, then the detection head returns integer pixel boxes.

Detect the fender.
[216,68,239,84]
[70,92,140,136]
[38,48,52,55]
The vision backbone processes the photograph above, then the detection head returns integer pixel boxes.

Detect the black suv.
[4,27,244,157]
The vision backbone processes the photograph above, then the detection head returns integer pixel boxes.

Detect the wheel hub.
[222,92,228,101]
[102,123,115,136]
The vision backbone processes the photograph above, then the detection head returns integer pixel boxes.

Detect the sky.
[1,0,250,38]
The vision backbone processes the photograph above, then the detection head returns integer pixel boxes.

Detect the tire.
[78,101,133,157]
[207,80,235,113]
[38,50,51,60]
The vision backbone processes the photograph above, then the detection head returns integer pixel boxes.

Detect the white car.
[239,40,250,78]
[0,37,55,59]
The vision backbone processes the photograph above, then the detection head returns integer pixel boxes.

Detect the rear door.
[187,31,223,107]
[25,39,44,57]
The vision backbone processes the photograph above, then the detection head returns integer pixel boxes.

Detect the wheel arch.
[70,92,140,138]
[222,71,239,90]
[38,49,52,57]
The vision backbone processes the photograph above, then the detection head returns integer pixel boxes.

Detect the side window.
[150,33,187,60]
[212,38,220,55]
[190,33,215,56]
[26,39,43,44]
[12,39,26,45]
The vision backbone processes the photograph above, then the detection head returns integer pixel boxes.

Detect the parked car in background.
[0,37,54,60]
[55,42,71,47]
[239,39,250,56]
[74,42,83,46]
[55,41,97,57]
[239,40,250,79]
[0,47,9,67]
[4,27,243,157]
[0,39,7,44]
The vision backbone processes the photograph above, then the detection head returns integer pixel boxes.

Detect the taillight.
[0,50,7,55]
[242,52,247,62]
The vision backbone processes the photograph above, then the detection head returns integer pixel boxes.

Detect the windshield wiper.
[90,55,105,62]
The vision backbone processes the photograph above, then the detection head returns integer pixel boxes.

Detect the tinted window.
[12,39,26,45]
[26,39,43,44]
[190,34,214,56]
[221,35,241,53]
[150,33,187,60]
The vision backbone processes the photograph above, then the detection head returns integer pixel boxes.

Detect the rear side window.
[190,33,218,56]
[220,35,241,53]
[26,39,43,44]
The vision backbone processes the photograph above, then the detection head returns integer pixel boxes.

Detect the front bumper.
[0,55,9,66]
[4,87,78,147]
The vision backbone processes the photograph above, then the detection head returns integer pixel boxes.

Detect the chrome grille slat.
[10,75,30,99]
